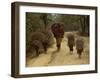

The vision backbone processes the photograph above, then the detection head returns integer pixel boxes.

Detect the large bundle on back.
[31,32,46,43]
[41,29,54,47]
[76,37,84,58]
[51,23,64,51]
[67,33,75,54]
[28,32,46,56]
[31,40,43,56]
[51,23,64,38]
[30,30,54,55]
[67,33,75,47]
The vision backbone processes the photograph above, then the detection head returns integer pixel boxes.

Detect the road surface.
[26,32,89,67]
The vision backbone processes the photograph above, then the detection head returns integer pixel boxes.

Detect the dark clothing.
[76,38,84,50]
[55,37,63,51]
[77,48,83,55]
[67,34,75,47]
[51,23,64,51]
[67,33,75,52]
[76,38,84,58]
[51,23,64,38]
[69,45,74,51]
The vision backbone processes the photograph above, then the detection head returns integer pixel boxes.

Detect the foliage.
[26,12,89,54]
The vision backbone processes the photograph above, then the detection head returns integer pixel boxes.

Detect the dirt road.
[26,32,89,67]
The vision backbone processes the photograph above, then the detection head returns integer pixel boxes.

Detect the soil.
[26,32,89,67]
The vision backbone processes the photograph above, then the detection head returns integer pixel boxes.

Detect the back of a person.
[67,33,75,46]
[51,23,64,51]
[51,23,64,38]
[76,38,84,50]
[67,33,75,54]
[76,37,84,59]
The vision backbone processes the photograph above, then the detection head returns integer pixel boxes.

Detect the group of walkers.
[30,22,84,59]
[51,23,84,59]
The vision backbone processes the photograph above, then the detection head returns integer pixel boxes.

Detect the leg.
[77,49,83,59]
[43,42,47,53]
[44,46,47,53]
[57,44,60,51]
[69,45,73,54]
[78,53,81,59]
[35,46,39,57]
[56,38,62,51]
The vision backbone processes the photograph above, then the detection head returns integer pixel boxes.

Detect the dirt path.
[26,32,89,67]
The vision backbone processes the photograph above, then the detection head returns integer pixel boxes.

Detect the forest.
[26,12,90,67]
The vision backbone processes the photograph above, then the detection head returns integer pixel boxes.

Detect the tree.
[79,15,89,36]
